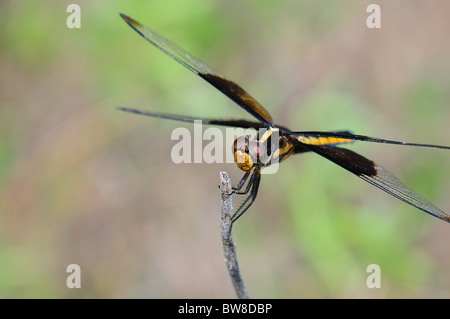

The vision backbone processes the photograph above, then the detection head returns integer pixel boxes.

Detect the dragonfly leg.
[231,170,261,223]
[232,170,255,195]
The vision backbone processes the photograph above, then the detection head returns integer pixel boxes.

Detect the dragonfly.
[119,13,450,224]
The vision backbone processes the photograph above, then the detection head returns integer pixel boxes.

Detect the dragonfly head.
[233,135,267,171]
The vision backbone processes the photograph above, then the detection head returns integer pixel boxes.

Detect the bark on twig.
[219,171,249,299]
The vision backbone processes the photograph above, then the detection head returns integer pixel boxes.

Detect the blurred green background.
[0,0,449,298]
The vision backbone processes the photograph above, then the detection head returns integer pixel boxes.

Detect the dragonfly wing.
[301,144,450,223]
[118,107,267,129]
[120,13,274,126]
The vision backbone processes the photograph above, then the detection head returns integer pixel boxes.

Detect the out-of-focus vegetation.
[0,0,449,298]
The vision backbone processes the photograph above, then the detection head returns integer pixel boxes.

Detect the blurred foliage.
[0,0,449,298]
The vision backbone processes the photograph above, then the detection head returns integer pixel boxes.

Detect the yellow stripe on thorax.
[258,128,277,143]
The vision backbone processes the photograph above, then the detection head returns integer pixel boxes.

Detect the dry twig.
[219,171,248,299]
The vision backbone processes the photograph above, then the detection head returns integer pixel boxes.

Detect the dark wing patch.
[301,144,450,223]
[120,13,273,126]
[199,74,273,126]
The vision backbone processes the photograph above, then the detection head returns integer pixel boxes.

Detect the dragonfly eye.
[233,135,251,153]
[248,140,267,163]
